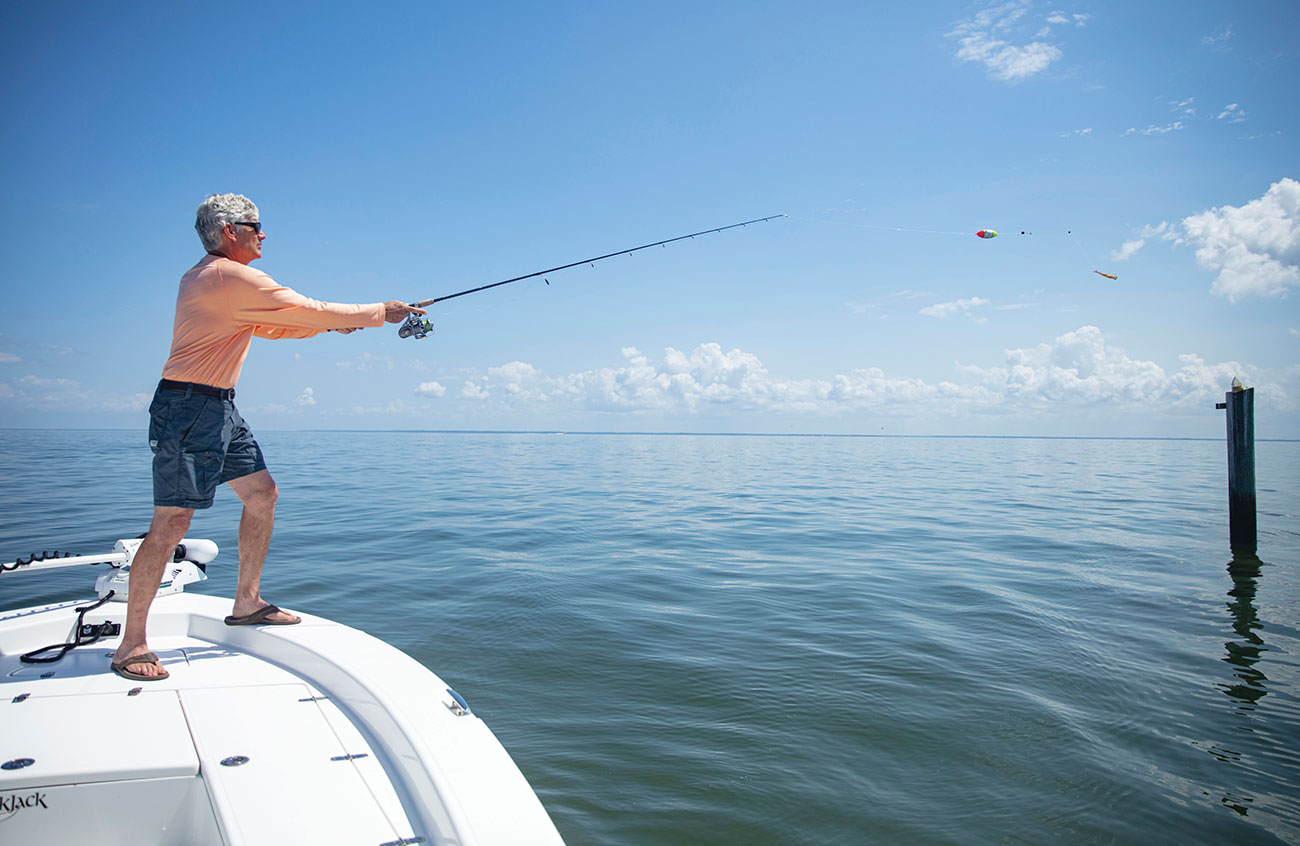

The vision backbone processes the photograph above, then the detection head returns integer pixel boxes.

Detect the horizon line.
[4,427,1297,443]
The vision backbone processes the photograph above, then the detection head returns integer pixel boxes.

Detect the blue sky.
[2,1,1297,437]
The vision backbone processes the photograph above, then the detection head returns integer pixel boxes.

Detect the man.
[110,193,425,681]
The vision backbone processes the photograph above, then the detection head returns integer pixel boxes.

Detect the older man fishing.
[110,193,425,682]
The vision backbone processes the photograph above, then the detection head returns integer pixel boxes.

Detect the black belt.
[158,379,235,400]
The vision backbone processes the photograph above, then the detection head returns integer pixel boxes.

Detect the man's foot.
[111,649,169,681]
[224,603,301,626]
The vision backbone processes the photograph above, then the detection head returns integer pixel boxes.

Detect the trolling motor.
[3,537,218,600]
[5,538,219,664]
[397,214,786,339]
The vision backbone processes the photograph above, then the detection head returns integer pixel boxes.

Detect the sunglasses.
[232,221,262,234]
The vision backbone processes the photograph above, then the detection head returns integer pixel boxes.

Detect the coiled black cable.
[19,592,118,664]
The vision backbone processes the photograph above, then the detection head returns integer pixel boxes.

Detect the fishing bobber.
[976,230,998,239]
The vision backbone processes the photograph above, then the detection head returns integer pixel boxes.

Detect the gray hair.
[195,193,259,252]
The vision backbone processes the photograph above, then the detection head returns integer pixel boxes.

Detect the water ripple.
[2,431,1297,844]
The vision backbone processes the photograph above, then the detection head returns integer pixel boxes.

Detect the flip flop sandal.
[224,604,301,626]
[111,652,170,681]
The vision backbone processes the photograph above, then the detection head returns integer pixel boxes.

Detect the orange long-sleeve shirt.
[160,254,385,389]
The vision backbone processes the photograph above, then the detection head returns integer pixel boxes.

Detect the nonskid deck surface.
[1,593,564,845]
[1,604,420,845]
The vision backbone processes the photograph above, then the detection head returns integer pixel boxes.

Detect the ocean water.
[2,429,1298,845]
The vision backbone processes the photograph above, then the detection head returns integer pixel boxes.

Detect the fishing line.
[787,214,970,236]
[1068,229,1096,268]
[793,213,1119,279]
[1067,230,1119,279]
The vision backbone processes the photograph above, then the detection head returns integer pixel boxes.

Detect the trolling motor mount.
[399,314,434,339]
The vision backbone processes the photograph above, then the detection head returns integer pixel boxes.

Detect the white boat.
[0,537,565,845]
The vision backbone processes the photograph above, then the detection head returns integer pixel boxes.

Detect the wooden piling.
[1219,385,1257,553]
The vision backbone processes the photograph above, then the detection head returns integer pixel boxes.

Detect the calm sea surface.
[2,429,1298,844]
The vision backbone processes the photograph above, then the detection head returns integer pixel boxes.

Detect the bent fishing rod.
[398,214,786,338]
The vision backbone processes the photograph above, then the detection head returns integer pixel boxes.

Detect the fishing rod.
[398,214,786,338]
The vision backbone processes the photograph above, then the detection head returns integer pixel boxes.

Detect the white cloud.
[949,2,1065,82]
[1169,97,1197,117]
[415,380,446,397]
[1124,121,1186,136]
[99,393,151,413]
[847,289,932,318]
[0,352,20,363]
[336,352,394,371]
[341,399,406,415]
[1213,103,1247,123]
[435,329,1283,420]
[1112,239,1146,261]
[20,375,78,388]
[959,327,1176,405]
[295,387,317,406]
[1122,183,1299,300]
[920,297,991,322]
[3,374,88,410]
[1201,24,1233,48]
[1045,11,1089,26]
[1180,177,1300,301]
[1060,128,1092,138]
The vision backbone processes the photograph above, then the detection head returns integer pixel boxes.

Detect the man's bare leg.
[111,505,194,677]
[225,469,299,623]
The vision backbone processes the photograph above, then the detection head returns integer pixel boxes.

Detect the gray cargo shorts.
[149,382,268,509]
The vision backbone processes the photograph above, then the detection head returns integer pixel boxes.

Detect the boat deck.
[1,593,562,845]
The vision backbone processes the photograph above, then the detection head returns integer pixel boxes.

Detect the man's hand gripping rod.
[397,214,785,339]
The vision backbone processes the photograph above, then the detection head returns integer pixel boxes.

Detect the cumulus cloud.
[1180,178,1300,301]
[957,326,1230,407]
[415,380,446,397]
[436,330,1283,420]
[1120,180,1299,300]
[920,297,991,322]
[295,387,317,406]
[949,2,1068,82]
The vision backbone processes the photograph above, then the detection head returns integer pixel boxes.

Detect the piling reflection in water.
[1217,552,1270,818]
[1223,552,1268,707]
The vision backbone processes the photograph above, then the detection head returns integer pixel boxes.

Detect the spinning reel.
[398,313,434,339]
